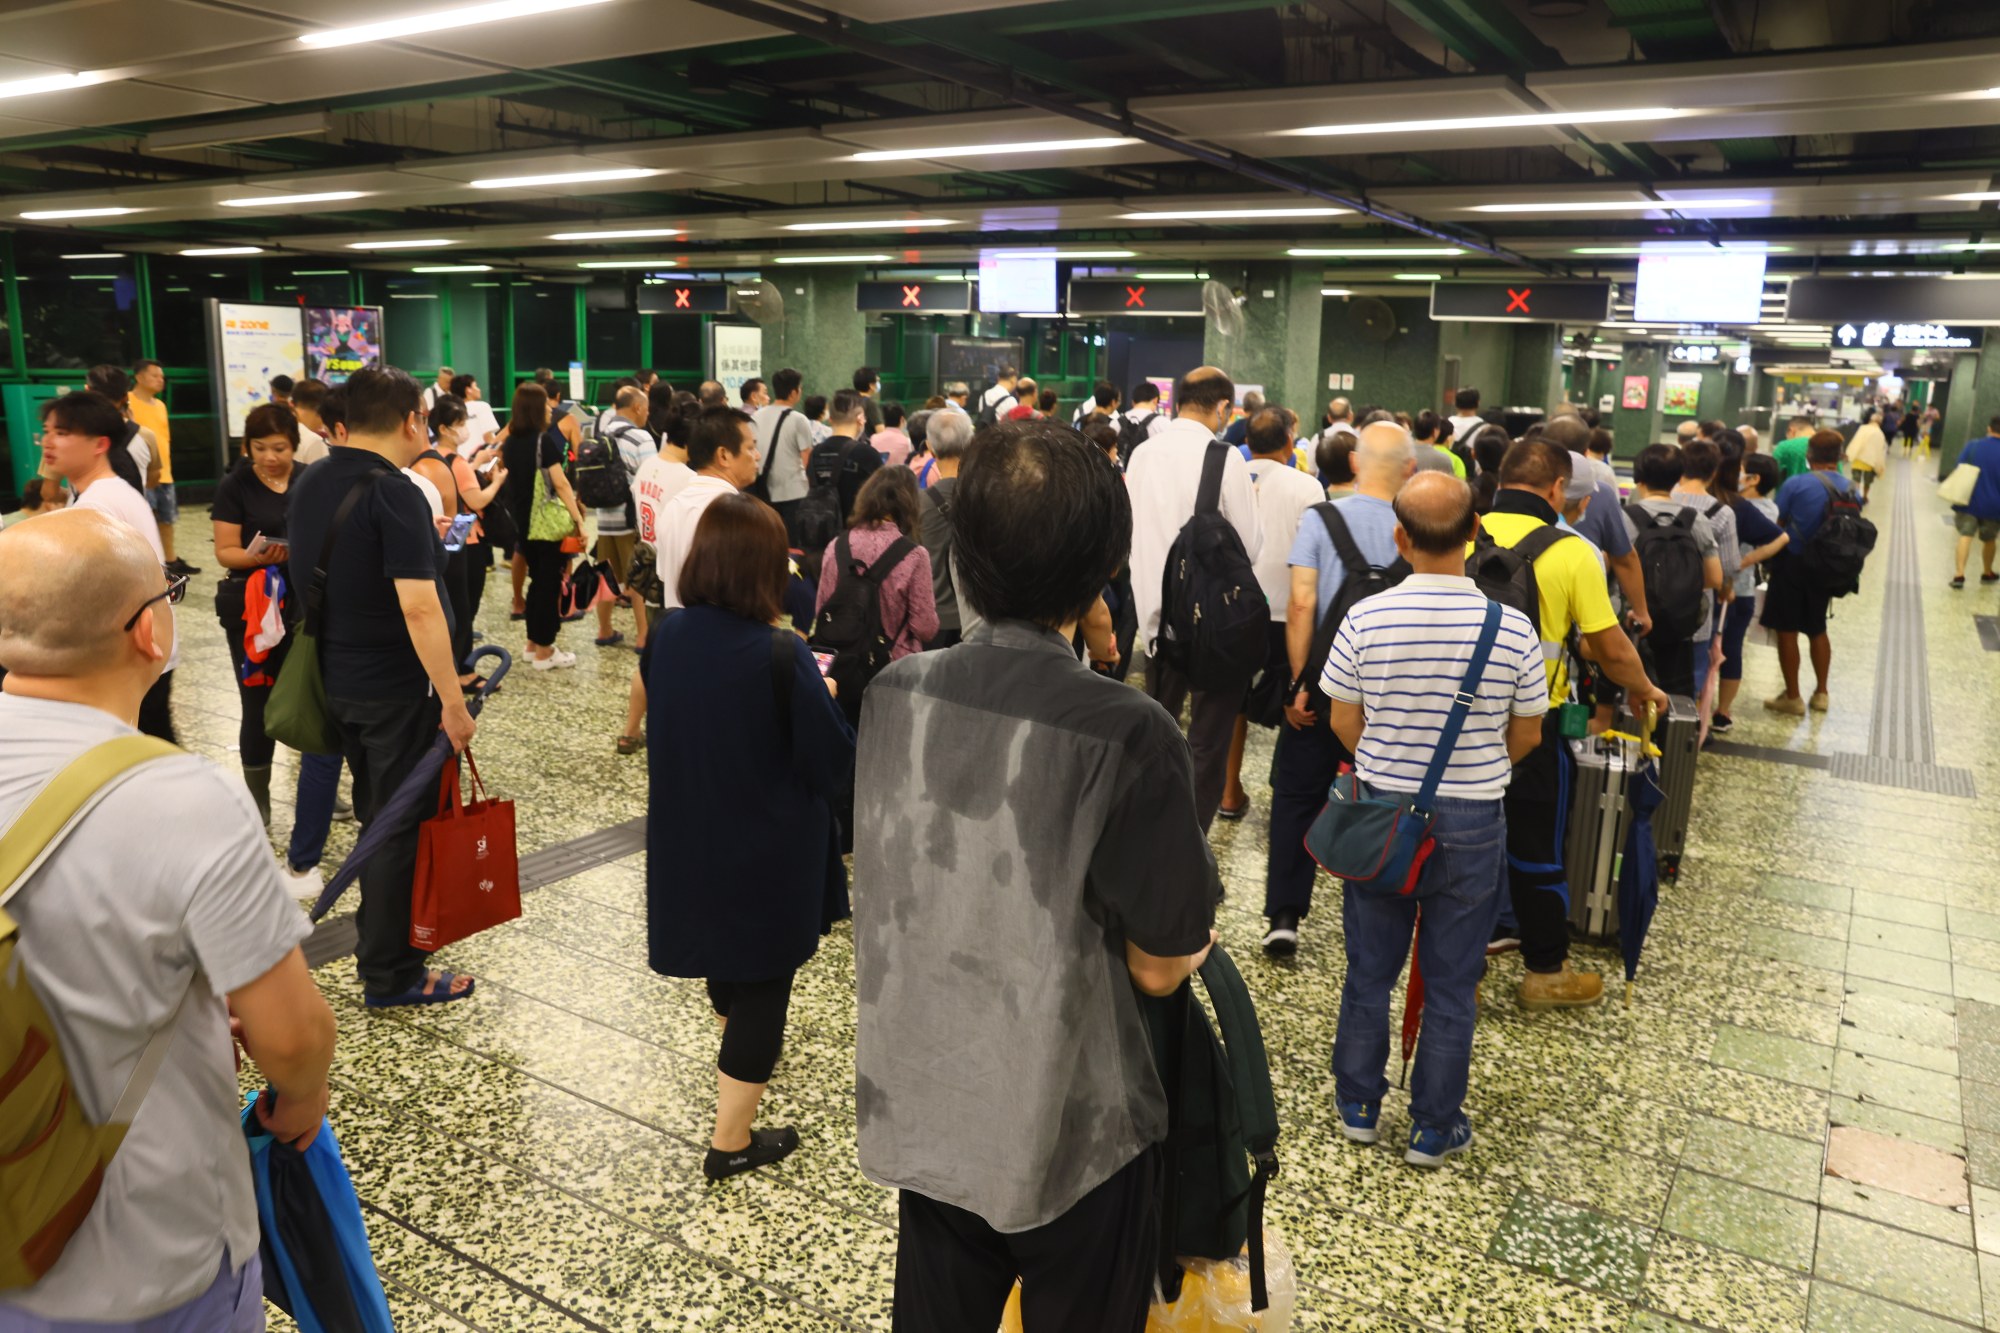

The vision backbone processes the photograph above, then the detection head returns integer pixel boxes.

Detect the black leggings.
[463,540,490,638]
[522,539,565,648]
[444,545,474,673]
[706,973,795,1084]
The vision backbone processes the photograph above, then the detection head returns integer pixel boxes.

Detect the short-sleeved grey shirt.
[754,402,816,504]
[851,620,1218,1232]
[0,696,310,1322]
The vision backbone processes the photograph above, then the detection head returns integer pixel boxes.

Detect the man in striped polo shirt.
[1319,472,1549,1168]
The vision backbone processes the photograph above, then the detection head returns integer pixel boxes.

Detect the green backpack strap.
[1195,942,1280,1310]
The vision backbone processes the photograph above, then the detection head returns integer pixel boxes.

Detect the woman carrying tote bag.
[500,383,586,670]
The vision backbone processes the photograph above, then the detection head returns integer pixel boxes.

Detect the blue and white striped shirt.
[1320,574,1548,800]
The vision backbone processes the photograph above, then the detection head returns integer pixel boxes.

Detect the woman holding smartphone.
[426,394,508,691]
[211,402,303,827]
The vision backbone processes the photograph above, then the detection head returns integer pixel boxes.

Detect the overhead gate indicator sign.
[636,282,731,314]
[1428,280,1615,323]
[856,280,974,313]
[1066,279,1205,316]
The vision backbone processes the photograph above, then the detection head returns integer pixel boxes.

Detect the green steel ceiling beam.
[1383,0,1562,71]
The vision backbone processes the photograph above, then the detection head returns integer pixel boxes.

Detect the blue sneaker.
[1405,1120,1473,1168]
[1336,1100,1380,1144]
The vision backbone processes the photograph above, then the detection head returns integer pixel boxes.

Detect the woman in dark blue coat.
[646,492,855,1181]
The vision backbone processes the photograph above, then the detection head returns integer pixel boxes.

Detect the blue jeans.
[1719,596,1756,683]
[287,751,343,872]
[0,1253,263,1331]
[1333,793,1506,1132]
[1690,631,1715,705]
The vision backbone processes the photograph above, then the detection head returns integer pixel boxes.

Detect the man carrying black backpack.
[1262,421,1415,957]
[794,390,882,574]
[1127,367,1263,832]
[1621,445,1723,699]
[1761,429,1871,715]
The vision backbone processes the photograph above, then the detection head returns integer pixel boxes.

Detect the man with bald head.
[1263,420,1415,956]
[1317,471,1548,1167]
[1127,365,1263,831]
[0,510,336,1327]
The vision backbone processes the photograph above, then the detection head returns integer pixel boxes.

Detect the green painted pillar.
[1505,325,1563,415]
[0,234,24,378]
[134,254,157,361]
[1940,352,1983,479]
[1612,344,1667,459]
[762,266,867,401]
[1202,261,1322,419]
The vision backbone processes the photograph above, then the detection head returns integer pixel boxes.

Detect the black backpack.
[1118,411,1161,461]
[1624,502,1707,641]
[1155,442,1270,690]
[1465,523,1571,626]
[1300,503,1410,701]
[572,420,635,510]
[1153,943,1280,1312]
[810,532,915,720]
[1798,473,1878,597]
[975,390,1016,428]
[794,438,850,568]
[746,407,795,503]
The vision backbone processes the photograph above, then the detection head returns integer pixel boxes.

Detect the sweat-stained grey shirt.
[851,619,1218,1231]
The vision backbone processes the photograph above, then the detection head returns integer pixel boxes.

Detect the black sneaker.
[166,557,201,575]
[703,1126,800,1181]
[1709,712,1733,735]
[1263,911,1299,958]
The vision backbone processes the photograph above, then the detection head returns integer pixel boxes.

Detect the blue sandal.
[365,970,476,1009]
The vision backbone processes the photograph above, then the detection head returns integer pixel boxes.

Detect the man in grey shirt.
[0,509,336,1328]
[916,408,973,645]
[853,418,1218,1331]
[1623,443,1724,698]
[752,366,816,539]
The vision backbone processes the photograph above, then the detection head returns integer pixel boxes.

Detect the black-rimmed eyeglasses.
[123,568,188,632]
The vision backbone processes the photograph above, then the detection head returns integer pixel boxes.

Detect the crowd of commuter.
[0,347,1936,1331]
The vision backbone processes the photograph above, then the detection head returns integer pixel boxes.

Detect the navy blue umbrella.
[309,646,509,923]
[1617,705,1666,1007]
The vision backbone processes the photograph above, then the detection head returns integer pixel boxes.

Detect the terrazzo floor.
[145,454,2000,1331]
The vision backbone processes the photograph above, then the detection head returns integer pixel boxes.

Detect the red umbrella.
[1399,908,1425,1088]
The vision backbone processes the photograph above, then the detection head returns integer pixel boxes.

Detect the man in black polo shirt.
[287,367,477,1009]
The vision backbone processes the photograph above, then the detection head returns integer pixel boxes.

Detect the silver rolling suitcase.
[1565,733,1637,942]
[1620,694,1697,880]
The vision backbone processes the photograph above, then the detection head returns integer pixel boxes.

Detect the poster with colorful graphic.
[1621,375,1651,410]
[1661,372,1703,415]
[212,301,304,439]
[305,305,384,384]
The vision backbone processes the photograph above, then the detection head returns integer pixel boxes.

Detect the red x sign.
[673,288,692,309]
[1506,287,1532,314]
[1125,284,1147,308]
[901,284,922,307]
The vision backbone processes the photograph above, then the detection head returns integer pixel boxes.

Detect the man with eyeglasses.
[40,390,180,743]
[0,508,336,1331]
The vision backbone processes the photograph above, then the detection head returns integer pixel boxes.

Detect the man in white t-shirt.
[978,366,1021,422]
[421,364,454,413]
[40,391,179,741]
[290,378,333,465]
[0,508,336,1328]
[452,373,501,448]
[1447,387,1485,444]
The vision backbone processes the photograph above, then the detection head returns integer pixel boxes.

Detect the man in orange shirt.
[128,359,198,574]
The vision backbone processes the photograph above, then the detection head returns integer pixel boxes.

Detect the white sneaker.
[531,649,578,671]
[282,863,323,895]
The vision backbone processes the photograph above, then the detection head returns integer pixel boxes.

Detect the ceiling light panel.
[547,228,683,240]
[179,247,262,256]
[1469,198,1757,214]
[298,0,614,50]
[0,71,107,102]
[1123,206,1351,220]
[773,253,894,264]
[850,137,1136,162]
[470,167,660,189]
[781,218,957,231]
[1284,107,1684,137]
[1289,246,1463,257]
[221,191,366,208]
[21,207,140,220]
[348,239,453,250]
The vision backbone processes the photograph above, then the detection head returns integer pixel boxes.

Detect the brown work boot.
[1517,962,1604,1011]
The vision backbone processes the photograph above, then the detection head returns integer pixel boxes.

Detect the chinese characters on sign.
[1835,322,1981,350]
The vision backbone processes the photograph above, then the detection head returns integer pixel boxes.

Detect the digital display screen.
[304,306,383,385]
[977,253,1056,313]
[1633,251,1767,325]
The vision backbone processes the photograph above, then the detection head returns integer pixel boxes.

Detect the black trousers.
[521,539,565,648]
[137,670,176,744]
[893,1145,1161,1333]
[772,498,802,547]
[1645,635,1695,699]
[463,540,490,638]
[1265,706,1352,920]
[444,545,474,673]
[706,973,795,1084]
[330,691,442,997]
[1504,712,1572,973]
[1142,656,1242,833]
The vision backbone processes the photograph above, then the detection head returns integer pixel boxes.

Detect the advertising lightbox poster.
[1621,375,1651,410]
[305,305,385,384]
[211,301,305,440]
[1661,372,1703,415]
[710,324,764,401]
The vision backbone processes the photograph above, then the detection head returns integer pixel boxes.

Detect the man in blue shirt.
[1950,414,2000,589]
[1262,421,1413,957]
[1760,431,1853,715]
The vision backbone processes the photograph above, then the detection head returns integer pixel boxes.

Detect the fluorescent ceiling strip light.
[60,253,121,260]
[1951,242,2000,250]
[773,253,892,264]
[577,259,687,269]
[412,264,492,272]
[179,246,262,256]
[1134,271,1207,280]
[1285,106,1684,137]
[221,191,366,208]
[1572,244,1793,254]
[851,137,1135,162]
[1395,273,1443,281]
[21,207,139,220]
[1947,191,2000,201]
[991,249,1135,259]
[470,167,658,189]
[1470,198,1757,214]
[1289,246,1462,257]
[348,238,453,250]
[67,274,120,280]
[0,70,106,101]
[291,269,351,275]
[1124,206,1350,220]
[547,227,682,240]
[782,218,956,231]
[299,0,612,49]
[1321,288,1354,296]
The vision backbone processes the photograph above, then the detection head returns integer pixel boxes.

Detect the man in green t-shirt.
[1771,416,1815,480]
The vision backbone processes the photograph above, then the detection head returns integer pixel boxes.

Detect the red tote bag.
[410,751,521,951]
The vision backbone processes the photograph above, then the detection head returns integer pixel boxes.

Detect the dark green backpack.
[1154,942,1281,1310]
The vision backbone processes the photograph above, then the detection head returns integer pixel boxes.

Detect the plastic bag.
[999,1227,1295,1332]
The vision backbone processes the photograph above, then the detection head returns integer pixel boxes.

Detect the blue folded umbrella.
[242,1092,394,1333]
[1617,751,1665,1006]
[311,646,509,923]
